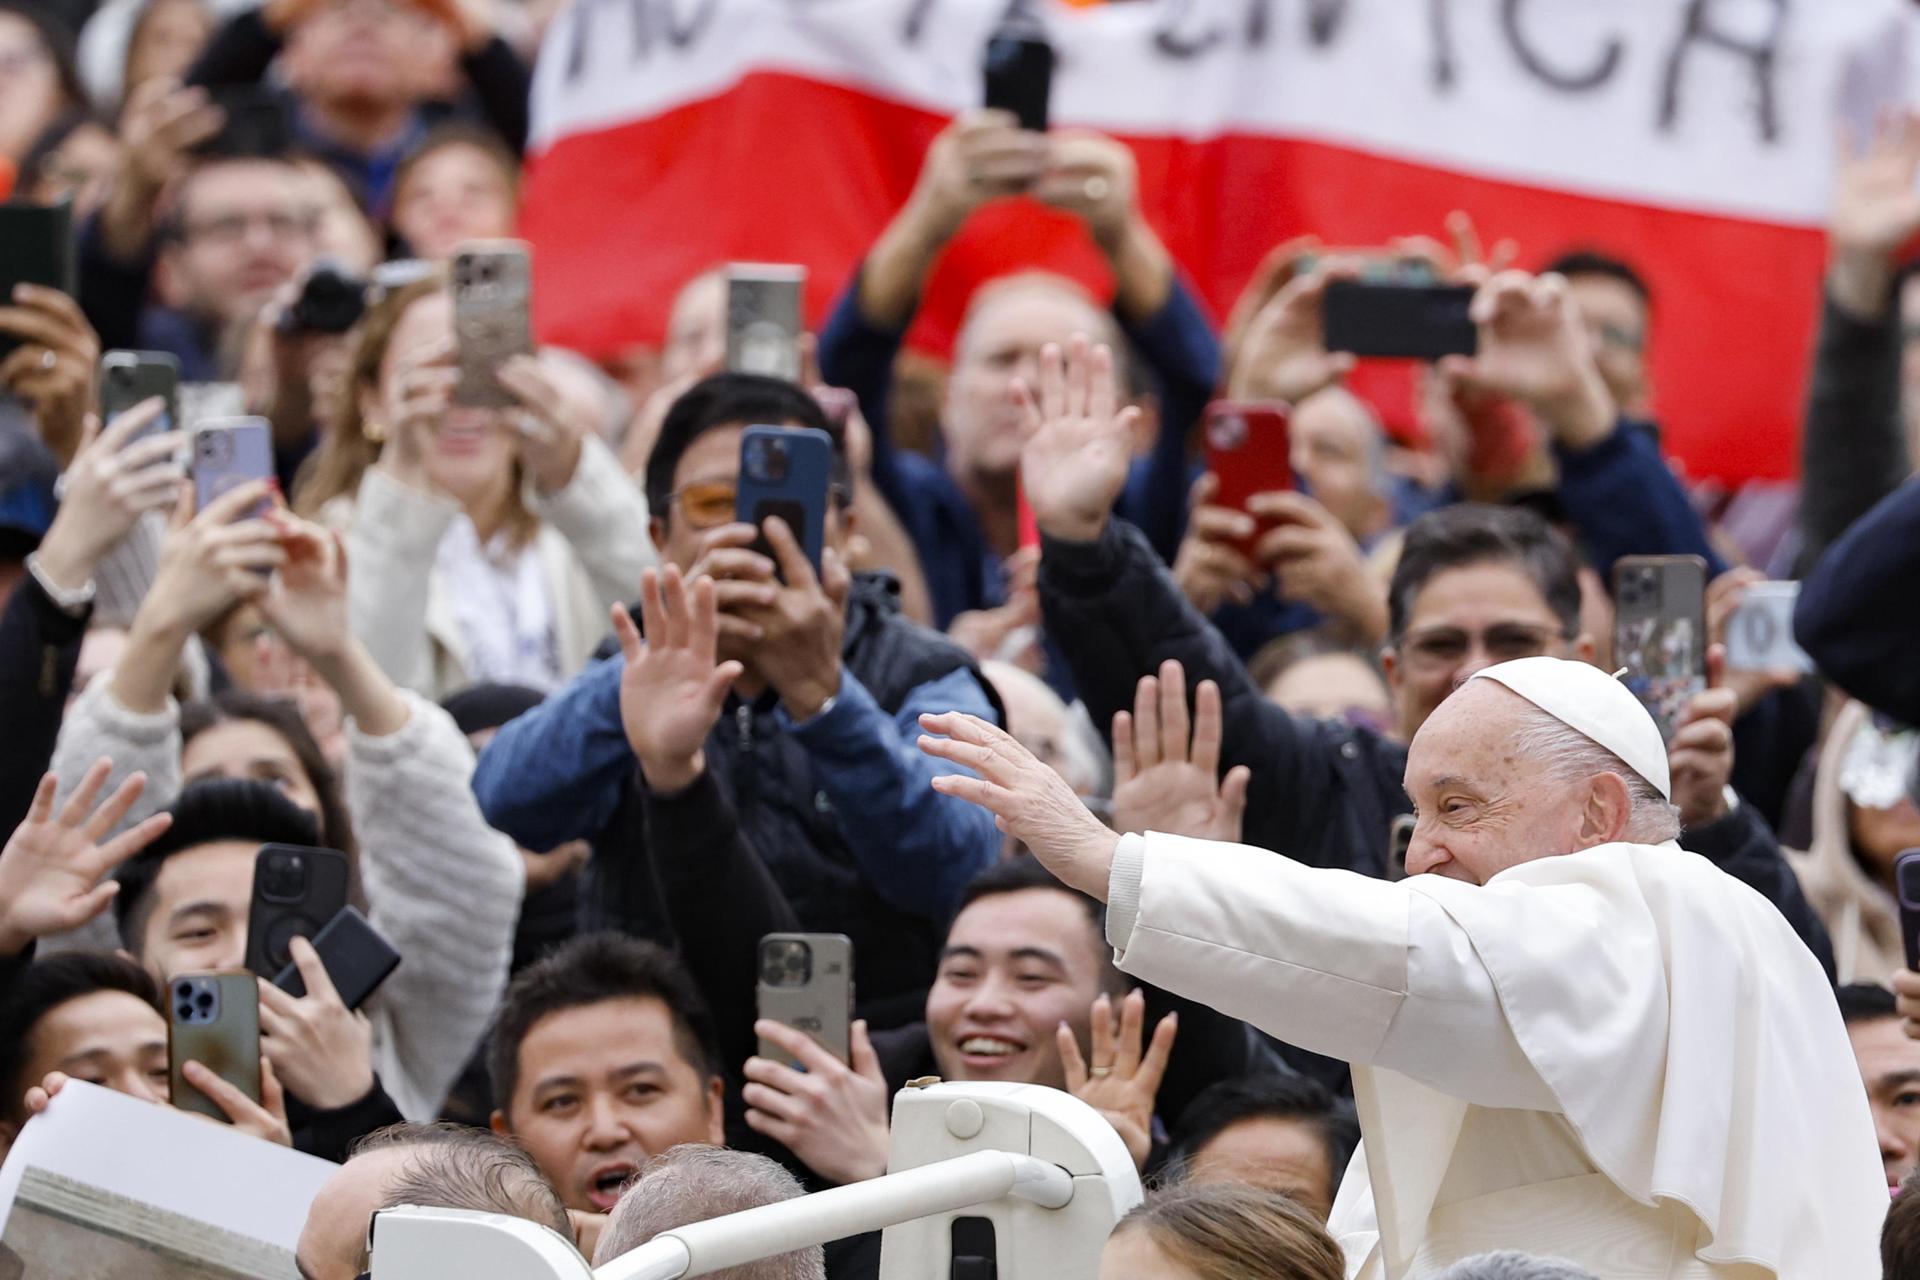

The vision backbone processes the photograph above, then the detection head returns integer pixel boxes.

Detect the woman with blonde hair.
[1100,1183,1346,1280]
[296,271,650,699]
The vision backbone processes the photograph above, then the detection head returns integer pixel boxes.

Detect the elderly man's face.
[1290,388,1386,541]
[1401,681,1598,883]
[297,1146,417,1280]
[944,283,1111,485]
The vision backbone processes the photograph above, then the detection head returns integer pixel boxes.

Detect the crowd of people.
[4,0,1920,1275]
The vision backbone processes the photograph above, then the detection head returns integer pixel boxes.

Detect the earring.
[364,416,388,444]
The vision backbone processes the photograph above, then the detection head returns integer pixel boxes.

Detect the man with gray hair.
[1435,1253,1598,1280]
[592,1145,824,1280]
[296,1123,574,1280]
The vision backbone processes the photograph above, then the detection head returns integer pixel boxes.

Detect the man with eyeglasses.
[1026,315,1832,971]
[474,372,1005,1031]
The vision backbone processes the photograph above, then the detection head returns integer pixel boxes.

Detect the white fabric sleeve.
[1116,832,1556,1110]
[1106,832,1146,950]
[527,434,654,614]
[343,471,458,698]
[345,690,525,1120]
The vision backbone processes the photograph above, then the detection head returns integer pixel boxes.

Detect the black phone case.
[274,905,400,1010]
[1322,281,1478,360]
[244,844,352,978]
[0,200,75,359]
[983,32,1053,132]
[1898,850,1920,972]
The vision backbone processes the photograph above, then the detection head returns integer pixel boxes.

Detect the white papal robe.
[1105,833,1885,1279]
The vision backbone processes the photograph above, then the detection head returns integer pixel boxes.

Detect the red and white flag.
[523,0,1908,483]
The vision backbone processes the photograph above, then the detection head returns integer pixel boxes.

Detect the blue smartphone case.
[736,425,833,575]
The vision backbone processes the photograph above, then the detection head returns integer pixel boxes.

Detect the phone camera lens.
[177,1003,194,1020]
[194,990,214,1008]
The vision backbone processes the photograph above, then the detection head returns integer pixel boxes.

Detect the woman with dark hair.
[49,488,523,1123]
[295,271,650,698]
[0,1,84,162]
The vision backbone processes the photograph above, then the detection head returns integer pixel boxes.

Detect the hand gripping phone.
[0,199,75,360]
[273,905,400,1011]
[1201,401,1292,562]
[757,933,854,1066]
[452,240,534,407]
[168,971,261,1121]
[1612,555,1708,742]
[99,350,181,439]
[736,424,834,577]
[244,843,352,979]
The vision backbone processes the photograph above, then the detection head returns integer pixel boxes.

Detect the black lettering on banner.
[1428,0,1458,91]
[559,0,718,78]
[1500,0,1621,91]
[1303,0,1349,46]
[1658,0,1788,143]
[1246,0,1271,47]
[1154,0,1227,58]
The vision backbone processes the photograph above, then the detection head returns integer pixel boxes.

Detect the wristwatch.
[24,552,95,617]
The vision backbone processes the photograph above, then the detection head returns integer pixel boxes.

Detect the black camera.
[279,260,367,336]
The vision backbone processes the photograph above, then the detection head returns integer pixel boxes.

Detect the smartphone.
[273,905,400,1011]
[736,424,833,576]
[244,843,353,979]
[1898,850,1920,972]
[190,416,274,514]
[451,240,533,407]
[757,933,854,1066]
[1201,401,1292,561]
[1725,581,1814,674]
[1322,281,1477,360]
[194,86,294,159]
[725,264,806,382]
[983,27,1053,132]
[99,350,181,439]
[1612,555,1708,742]
[167,971,261,1121]
[0,199,75,360]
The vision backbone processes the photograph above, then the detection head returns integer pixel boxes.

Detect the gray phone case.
[756,933,853,1066]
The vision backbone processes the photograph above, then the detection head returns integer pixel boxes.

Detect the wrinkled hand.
[1438,271,1614,450]
[0,764,172,954]
[1250,492,1388,644]
[1669,645,1737,830]
[142,480,285,637]
[1109,660,1250,844]
[257,512,353,665]
[731,517,849,721]
[1227,262,1359,405]
[258,936,375,1110]
[0,285,102,465]
[181,1056,292,1145]
[918,711,1116,899]
[498,353,593,494]
[1032,131,1139,251]
[743,1020,892,1186]
[1171,474,1263,614]
[905,110,1048,242]
[1831,111,1920,318]
[35,401,185,589]
[612,567,745,794]
[1058,989,1175,1172]
[1017,336,1139,543]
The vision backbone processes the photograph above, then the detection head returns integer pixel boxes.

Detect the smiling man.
[487,934,726,1215]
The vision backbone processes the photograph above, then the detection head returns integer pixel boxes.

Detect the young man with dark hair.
[1839,982,1920,1195]
[1165,1075,1360,1222]
[475,372,1004,1030]
[298,1121,573,1280]
[486,933,727,1216]
[0,951,168,1159]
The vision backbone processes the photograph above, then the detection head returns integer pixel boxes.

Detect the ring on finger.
[38,348,56,371]
[1089,1066,1113,1078]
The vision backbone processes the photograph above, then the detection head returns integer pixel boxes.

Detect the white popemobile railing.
[367,1081,1142,1280]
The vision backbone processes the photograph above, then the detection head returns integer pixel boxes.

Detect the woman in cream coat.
[296,272,651,700]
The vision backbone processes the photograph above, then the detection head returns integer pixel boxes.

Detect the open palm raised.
[1109,660,1251,845]
[611,567,745,793]
[1016,335,1139,543]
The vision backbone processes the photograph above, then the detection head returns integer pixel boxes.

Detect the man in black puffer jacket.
[474,374,1004,1029]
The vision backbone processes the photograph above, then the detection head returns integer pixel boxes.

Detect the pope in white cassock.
[917,338,1887,1279]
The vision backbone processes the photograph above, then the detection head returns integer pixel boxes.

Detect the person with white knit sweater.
[46,488,524,1122]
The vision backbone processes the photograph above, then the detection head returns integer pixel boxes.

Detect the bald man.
[296,1123,574,1280]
